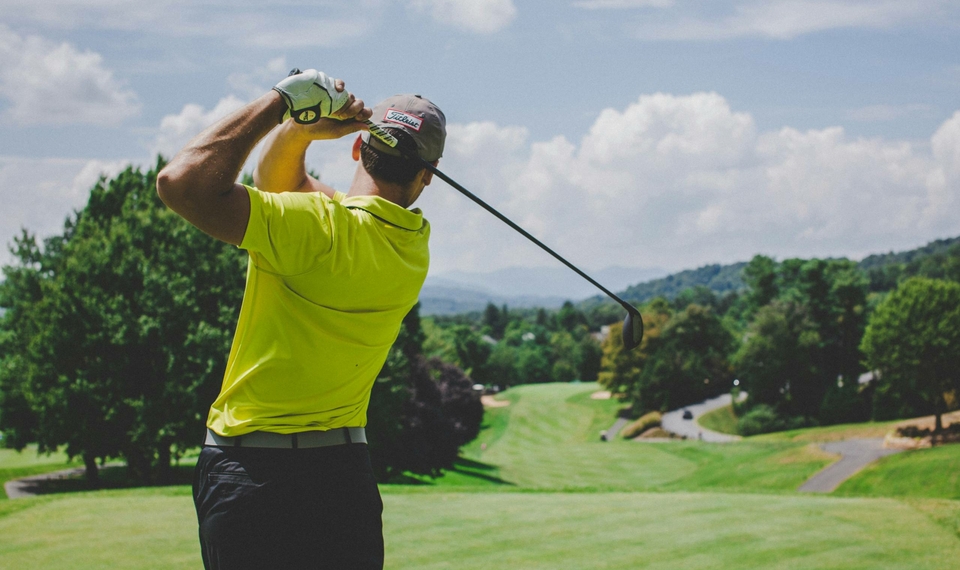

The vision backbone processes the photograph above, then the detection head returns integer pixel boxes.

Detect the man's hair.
[360,128,425,185]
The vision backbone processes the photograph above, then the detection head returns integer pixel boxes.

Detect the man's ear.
[352,135,363,161]
[422,160,439,186]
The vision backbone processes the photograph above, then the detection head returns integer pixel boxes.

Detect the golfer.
[156,69,446,569]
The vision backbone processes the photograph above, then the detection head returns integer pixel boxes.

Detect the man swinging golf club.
[157,68,445,569]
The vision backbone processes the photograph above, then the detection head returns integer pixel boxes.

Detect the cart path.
[602,417,629,440]
[797,438,902,493]
[660,393,744,443]
[4,466,88,499]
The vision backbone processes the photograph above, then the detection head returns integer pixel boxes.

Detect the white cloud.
[409,0,517,33]
[0,157,130,266]
[1,1,375,47]
[577,0,955,41]
[335,93,960,274]
[151,96,247,159]
[574,0,674,8]
[0,25,139,125]
[227,57,289,101]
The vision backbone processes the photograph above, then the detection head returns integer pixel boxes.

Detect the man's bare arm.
[156,92,284,245]
[253,110,372,197]
[157,80,370,244]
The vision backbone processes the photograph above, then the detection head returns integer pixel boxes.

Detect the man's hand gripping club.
[274,68,351,124]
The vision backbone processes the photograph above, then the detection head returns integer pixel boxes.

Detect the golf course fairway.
[1,382,958,568]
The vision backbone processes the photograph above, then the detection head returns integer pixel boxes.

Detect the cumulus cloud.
[0,25,139,125]
[347,93,960,274]
[151,96,246,159]
[409,0,517,33]
[0,157,129,265]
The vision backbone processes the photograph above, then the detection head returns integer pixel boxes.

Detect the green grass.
[836,444,960,500]
[698,404,740,435]
[2,382,959,568]
[752,419,902,442]
[432,383,833,493]
[1,487,959,569]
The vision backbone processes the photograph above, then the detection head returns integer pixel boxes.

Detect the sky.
[1,0,960,278]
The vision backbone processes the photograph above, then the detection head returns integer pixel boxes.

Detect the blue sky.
[2,0,960,277]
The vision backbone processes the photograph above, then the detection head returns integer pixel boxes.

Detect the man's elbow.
[156,165,186,210]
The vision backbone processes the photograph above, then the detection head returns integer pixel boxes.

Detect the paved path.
[798,438,902,493]
[4,466,88,499]
[661,393,743,443]
[602,417,629,440]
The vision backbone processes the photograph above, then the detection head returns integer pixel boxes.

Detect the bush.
[620,411,662,439]
[737,405,814,436]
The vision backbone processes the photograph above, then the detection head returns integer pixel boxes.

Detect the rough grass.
[697,404,740,435]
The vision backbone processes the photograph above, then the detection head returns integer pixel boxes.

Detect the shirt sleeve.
[239,185,336,275]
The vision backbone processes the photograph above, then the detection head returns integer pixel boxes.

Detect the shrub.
[737,404,814,436]
[620,411,662,439]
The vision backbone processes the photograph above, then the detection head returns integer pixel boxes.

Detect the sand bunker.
[590,390,612,400]
[481,395,510,408]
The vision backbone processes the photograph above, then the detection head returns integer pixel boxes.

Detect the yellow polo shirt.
[206,186,430,436]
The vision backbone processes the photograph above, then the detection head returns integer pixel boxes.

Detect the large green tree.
[637,304,736,412]
[861,277,960,430]
[0,161,246,483]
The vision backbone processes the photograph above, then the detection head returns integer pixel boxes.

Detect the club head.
[622,306,644,350]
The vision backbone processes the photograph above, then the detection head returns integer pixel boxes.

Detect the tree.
[367,304,484,481]
[734,301,820,420]
[636,304,736,412]
[598,298,671,408]
[861,277,960,430]
[0,161,246,483]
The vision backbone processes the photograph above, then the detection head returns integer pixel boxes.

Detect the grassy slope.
[835,444,960,500]
[697,404,740,435]
[432,383,834,493]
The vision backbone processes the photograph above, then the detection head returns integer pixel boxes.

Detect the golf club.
[364,121,644,350]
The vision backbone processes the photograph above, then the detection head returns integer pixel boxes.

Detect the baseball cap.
[361,94,446,162]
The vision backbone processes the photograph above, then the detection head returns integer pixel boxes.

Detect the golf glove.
[273,68,350,124]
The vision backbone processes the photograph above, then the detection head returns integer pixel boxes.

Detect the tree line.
[0,162,482,484]
[598,250,960,435]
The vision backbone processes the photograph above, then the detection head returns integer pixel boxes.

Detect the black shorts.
[193,443,384,570]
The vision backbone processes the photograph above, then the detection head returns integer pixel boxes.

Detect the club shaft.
[418,161,634,312]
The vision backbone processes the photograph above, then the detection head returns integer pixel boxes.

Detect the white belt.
[204,427,366,449]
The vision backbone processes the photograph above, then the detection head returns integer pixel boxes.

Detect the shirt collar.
[340,195,425,232]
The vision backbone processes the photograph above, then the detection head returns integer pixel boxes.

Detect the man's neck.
[347,168,411,208]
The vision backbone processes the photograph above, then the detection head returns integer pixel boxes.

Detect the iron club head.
[622,305,644,350]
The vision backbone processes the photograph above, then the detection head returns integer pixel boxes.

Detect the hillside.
[580,234,960,307]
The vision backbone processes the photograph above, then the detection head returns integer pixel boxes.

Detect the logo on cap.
[383,109,423,132]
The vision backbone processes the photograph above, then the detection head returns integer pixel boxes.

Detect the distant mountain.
[418,284,569,315]
[419,265,666,316]
[426,266,667,300]
[615,262,748,304]
[857,236,960,270]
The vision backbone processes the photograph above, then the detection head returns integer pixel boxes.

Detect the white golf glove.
[273,68,350,124]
